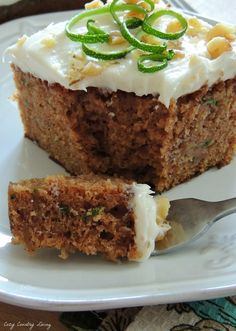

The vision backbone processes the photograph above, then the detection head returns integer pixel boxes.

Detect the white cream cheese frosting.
[130,183,169,261]
[5,2,236,107]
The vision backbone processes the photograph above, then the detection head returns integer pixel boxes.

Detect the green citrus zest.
[138,50,175,73]
[142,9,188,40]
[65,0,188,73]
[82,43,134,60]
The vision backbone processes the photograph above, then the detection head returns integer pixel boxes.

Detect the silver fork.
[163,0,197,14]
[152,198,236,256]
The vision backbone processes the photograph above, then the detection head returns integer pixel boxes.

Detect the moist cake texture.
[11,66,236,191]
[8,175,169,261]
[6,0,236,191]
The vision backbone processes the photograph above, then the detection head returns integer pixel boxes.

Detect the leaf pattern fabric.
[60,296,236,331]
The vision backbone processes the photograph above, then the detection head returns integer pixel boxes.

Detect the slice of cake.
[8,174,170,261]
[5,0,236,191]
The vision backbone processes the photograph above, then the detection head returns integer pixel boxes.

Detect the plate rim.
[1,9,236,311]
[0,274,236,311]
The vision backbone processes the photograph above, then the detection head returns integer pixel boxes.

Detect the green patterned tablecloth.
[60,297,236,330]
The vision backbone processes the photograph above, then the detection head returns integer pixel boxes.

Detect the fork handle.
[211,197,236,222]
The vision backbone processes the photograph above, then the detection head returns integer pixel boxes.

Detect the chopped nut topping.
[156,196,170,224]
[125,10,145,20]
[167,40,182,50]
[41,36,57,48]
[17,35,27,46]
[72,51,86,61]
[155,196,171,241]
[85,0,104,9]
[206,23,236,42]
[109,30,127,45]
[124,0,139,3]
[173,50,185,60]
[138,0,151,10]
[81,61,103,76]
[187,17,207,36]
[207,36,232,59]
[69,54,86,85]
[131,49,143,60]
[188,17,203,29]
[167,19,182,33]
[141,34,161,45]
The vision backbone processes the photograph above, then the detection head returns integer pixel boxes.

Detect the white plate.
[1,11,236,312]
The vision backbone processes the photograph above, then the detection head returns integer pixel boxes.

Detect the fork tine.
[152,197,236,256]
[164,0,197,13]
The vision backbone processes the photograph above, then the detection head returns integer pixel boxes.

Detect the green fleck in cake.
[8,174,170,261]
[5,0,236,191]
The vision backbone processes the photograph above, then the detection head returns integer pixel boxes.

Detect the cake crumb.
[59,249,69,259]
[108,111,115,117]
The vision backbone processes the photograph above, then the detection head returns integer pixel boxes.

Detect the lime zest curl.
[65,0,188,73]
[82,43,134,60]
[137,49,175,73]
[142,9,188,40]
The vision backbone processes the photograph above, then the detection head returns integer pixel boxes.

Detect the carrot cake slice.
[8,174,170,261]
[5,0,236,191]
